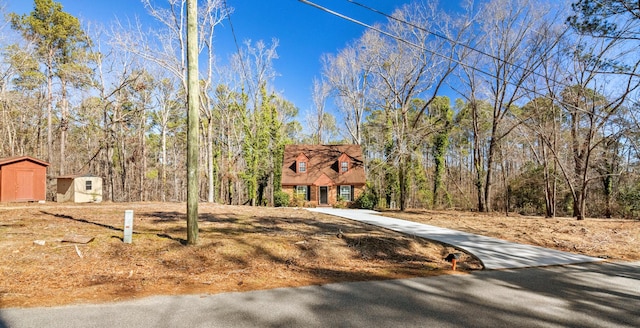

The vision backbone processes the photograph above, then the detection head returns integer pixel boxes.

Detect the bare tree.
[113,0,229,203]
[231,39,279,107]
[322,42,372,145]
[308,77,332,144]
[458,0,561,212]
[365,2,469,210]
[522,97,562,217]
[91,26,145,201]
[149,74,182,202]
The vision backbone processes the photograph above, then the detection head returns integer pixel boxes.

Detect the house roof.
[57,173,101,179]
[0,156,50,167]
[281,144,366,186]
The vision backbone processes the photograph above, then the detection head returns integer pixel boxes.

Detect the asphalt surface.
[2,210,633,327]
[308,208,604,269]
[1,261,639,328]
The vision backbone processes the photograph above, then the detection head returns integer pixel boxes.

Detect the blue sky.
[7,0,462,115]
[216,0,410,112]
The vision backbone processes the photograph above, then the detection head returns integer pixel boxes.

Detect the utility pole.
[186,0,199,245]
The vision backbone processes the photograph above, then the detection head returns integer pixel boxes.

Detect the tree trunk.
[207,119,215,202]
[399,156,407,211]
[269,170,275,206]
[472,102,486,212]
[108,144,115,202]
[541,134,557,218]
[575,191,585,220]
[173,149,180,202]
[59,80,68,176]
[161,125,167,202]
[47,65,53,167]
[120,135,127,201]
[604,177,612,218]
[484,130,498,213]
[573,160,586,220]
[499,146,509,216]
[140,113,146,201]
[543,162,554,218]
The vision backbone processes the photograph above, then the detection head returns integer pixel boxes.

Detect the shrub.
[333,196,347,208]
[355,188,377,210]
[618,185,640,219]
[274,191,290,207]
[289,193,307,207]
[508,163,546,215]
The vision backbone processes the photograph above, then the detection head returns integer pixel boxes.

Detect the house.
[0,156,50,202]
[281,144,366,206]
[56,174,103,203]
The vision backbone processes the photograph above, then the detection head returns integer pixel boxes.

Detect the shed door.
[16,170,34,200]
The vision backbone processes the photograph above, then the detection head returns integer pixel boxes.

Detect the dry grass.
[382,209,640,261]
[2,203,637,309]
[0,203,477,308]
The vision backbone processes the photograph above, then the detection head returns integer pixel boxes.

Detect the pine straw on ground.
[382,209,640,261]
[1,204,637,308]
[0,203,478,308]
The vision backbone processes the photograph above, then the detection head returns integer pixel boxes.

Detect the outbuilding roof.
[56,174,100,179]
[0,156,50,167]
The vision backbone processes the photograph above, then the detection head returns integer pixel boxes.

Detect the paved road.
[308,208,603,269]
[2,261,639,328]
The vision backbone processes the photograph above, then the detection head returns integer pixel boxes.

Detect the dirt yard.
[1,203,637,308]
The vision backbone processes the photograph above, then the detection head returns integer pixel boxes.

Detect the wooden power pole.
[186,0,199,245]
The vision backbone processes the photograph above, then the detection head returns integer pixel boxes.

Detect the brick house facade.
[281,144,366,207]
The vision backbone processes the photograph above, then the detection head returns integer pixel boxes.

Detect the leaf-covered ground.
[383,209,640,262]
[1,203,637,308]
[0,203,478,308]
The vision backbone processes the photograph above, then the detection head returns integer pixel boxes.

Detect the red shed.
[0,156,50,202]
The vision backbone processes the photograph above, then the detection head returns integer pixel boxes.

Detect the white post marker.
[123,210,134,243]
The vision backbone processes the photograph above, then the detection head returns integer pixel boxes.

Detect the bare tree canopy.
[1,0,640,220]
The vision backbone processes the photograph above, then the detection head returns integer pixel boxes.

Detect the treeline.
[308,0,640,219]
[0,0,300,206]
[0,0,639,219]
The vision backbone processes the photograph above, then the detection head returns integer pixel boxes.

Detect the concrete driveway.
[2,261,639,328]
[308,208,604,269]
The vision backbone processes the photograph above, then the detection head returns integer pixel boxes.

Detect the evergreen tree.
[10,0,90,173]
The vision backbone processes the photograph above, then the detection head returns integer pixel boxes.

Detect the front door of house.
[319,186,328,205]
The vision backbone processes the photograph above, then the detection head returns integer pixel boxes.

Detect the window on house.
[295,185,309,201]
[341,161,348,172]
[85,180,92,191]
[339,185,352,201]
[298,161,306,173]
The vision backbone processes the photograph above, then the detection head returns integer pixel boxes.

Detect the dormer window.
[338,152,351,174]
[296,152,310,174]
